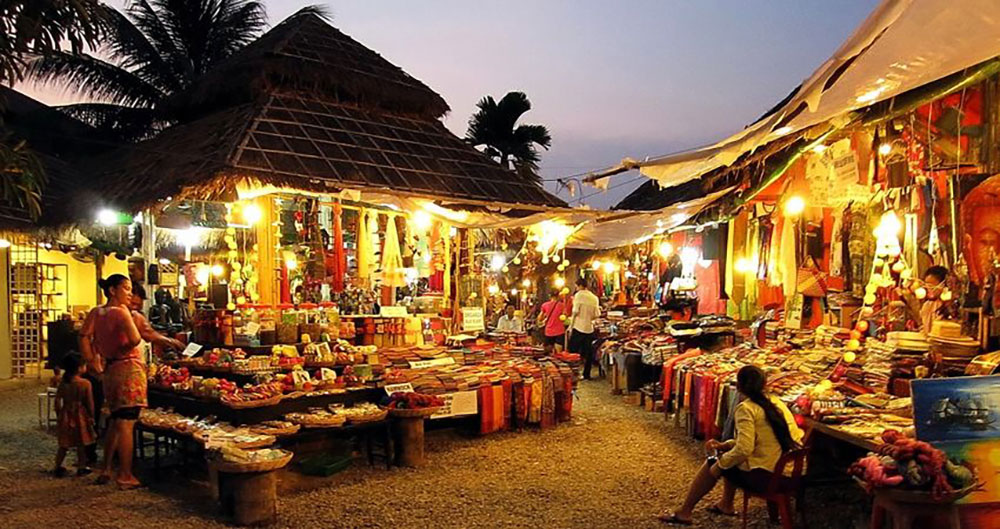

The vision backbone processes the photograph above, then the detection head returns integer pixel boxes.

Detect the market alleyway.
[0,380,866,529]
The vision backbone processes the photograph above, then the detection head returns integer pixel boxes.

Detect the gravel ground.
[0,380,868,529]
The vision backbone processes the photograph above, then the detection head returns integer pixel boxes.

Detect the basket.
[286,413,347,428]
[347,409,389,424]
[211,450,293,474]
[250,424,301,437]
[856,478,980,504]
[222,395,282,409]
[389,407,440,419]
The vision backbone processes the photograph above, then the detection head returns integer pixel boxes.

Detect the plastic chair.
[740,446,810,529]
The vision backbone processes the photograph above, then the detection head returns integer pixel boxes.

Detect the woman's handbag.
[796,257,828,298]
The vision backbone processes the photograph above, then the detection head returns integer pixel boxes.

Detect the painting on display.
[911,375,1000,443]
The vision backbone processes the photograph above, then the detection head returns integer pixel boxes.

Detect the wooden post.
[0,245,11,379]
[393,416,427,467]
[256,196,277,305]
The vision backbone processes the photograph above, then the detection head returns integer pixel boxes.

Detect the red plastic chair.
[740,446,810,529]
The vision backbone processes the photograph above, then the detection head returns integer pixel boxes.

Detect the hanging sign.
[460,307,485,332]
[430,390,478,419]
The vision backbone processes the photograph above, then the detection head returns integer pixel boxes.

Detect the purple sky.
[20,0,879,208]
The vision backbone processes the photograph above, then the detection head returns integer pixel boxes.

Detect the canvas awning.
[634,0,1000,188]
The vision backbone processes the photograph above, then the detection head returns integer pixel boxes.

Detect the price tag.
[384,383,414,395]
[181,342,203,358]
[243,321,261,336]
[379,305,409,318]
[460,307,484,332]
[408,357,455,369]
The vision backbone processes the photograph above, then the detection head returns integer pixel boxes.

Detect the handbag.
[796,257,828,298]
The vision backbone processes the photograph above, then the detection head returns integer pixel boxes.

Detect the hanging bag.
[796,256,828,298]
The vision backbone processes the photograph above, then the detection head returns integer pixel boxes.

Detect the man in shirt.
[495,304,524,333]
[569,278,600,380]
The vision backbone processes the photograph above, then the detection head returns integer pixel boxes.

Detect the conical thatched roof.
[93,12,566,212]
[167,10,450,121]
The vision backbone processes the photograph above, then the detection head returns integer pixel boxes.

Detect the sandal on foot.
[657,512,693,525]
[116,479,143,490]
[707,505,738,517]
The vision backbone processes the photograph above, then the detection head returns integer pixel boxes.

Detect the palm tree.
[466,91,551,181]
[26,0,267,142]
[1,0,105,219]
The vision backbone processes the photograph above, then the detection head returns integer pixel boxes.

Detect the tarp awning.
[637,0,1000,187]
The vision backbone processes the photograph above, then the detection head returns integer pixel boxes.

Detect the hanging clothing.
[356,209,373,285]
[379,214,406,288]
[331,203,345,292]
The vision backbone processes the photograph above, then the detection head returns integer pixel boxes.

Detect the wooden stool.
[217,469,279,526]
[870,492,962,529]
[393,416,426,467]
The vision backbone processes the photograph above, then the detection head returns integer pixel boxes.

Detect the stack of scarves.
[477,372,574,435]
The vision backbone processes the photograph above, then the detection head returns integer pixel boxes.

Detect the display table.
[148,387,383,425]
[803,418,880,452]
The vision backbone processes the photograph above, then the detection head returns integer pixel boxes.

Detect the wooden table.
[803,417,880,452]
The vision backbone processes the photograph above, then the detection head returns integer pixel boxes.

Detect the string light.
[553,276,566,289]
[522,278,531,288]
[490,254,506,272]
[242,203,262,225]
[657,241,674,258]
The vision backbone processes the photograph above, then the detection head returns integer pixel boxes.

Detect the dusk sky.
[22,0,880,208]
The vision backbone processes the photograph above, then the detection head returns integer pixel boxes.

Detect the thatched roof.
[167,10,450,121]
[0,87,117,231]
[94,12,566,211]
[95,91,567,210]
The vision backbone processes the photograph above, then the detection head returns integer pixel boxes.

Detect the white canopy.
[638,0,1000,187]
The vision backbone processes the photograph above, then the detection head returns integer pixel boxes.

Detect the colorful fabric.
[332,203,345,292]
[105,357,147,412]
[379,214,406,288]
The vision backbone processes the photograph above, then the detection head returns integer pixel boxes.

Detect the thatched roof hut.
[92,10,566,214]
[0,86,117,231]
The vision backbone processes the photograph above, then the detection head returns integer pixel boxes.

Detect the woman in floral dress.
[80,274,144,488]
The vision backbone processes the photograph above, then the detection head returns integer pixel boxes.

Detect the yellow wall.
[34,248,130,313]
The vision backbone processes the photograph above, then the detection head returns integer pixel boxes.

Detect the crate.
[298,453,353,477]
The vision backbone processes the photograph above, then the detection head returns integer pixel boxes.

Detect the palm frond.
[513,124,551,150]
[100,5,179,93]
[25,50,166,108]
[130,0,190,77]
[57,103,161,142]
[0,135,47,219]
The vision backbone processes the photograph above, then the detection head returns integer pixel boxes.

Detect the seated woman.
[660,365,804,525]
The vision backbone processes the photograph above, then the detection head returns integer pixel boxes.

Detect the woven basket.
[211,450,293,474]
[250,424,301,437]
[389,407,440,419]
[223,395,282,409]
[287,413,347,428]
[346,409,389,424]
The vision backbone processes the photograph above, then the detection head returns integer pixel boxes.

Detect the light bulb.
[211,264,225,277]
[522,278,531,288]
[552,254,561,263]
[783,196,806,216]
[490,253,506,272]
[878,143,892,156]
[603,261,615,274]
[914,287,927,300]
[242,203,262,225]
[285,258,298,270]
[513,257,522,265]
[591,260,602,271]
[97,209,118,226]
[487,284,499,295]
[554,276,566,289]
[843,351,857,363]
[657,241,674,258]
[940,289,953,302]
[0,238,10,249]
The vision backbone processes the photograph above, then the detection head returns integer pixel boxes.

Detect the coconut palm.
[466,91,551,181]
[26,0,268,142]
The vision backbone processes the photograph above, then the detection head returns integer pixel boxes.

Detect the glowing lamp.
[847,339,861,350]
[541,256,550,265]
[850,330,862,341]
[878,143,892,156]
[940,289,953,302]
[900,269,912,280]
[560,287,570,296]
[603,261,616,274]
[892,261,905,273]
[242,203,262,225]
[411,210,433,232]
[487,284,500,295]
[512,257,521,265]
[502,266,509,273]
[554,276,566,289]
[552,254,561,263]
[97,209,118,226]
[0,238,10,249]
[873,257,885,268]
[211,264,225,277]
[195,267,209,285]
[856,320,869,333]
[863,293,876,305]
[522,278,531,288]
[657,241,674,259]
[783,196,806,216]
[591,260,603,271]
[843,351,857,363]
[469,292,478,300]
[734,257,753,273]
[511,288,518,296]
[558,314,567,322]
[285,258,298,271]
[914,287,927,300]
[490,254,506,272]
[861,306,874,316]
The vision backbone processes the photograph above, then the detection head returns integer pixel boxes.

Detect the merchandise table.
[802,417,880,452]
[148,387,384,425]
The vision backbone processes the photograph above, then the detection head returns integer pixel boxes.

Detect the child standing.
[54,353,96,477]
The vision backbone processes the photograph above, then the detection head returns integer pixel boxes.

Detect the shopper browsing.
[537,290,570,352]
[53,353,96,477]
[659,365,804,525]
[79,274,145,489]
[569,278,600,380]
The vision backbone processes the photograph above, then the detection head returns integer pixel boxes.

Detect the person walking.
[80,274,145,488]
[569,278,600,379]
[53,353,96,477]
